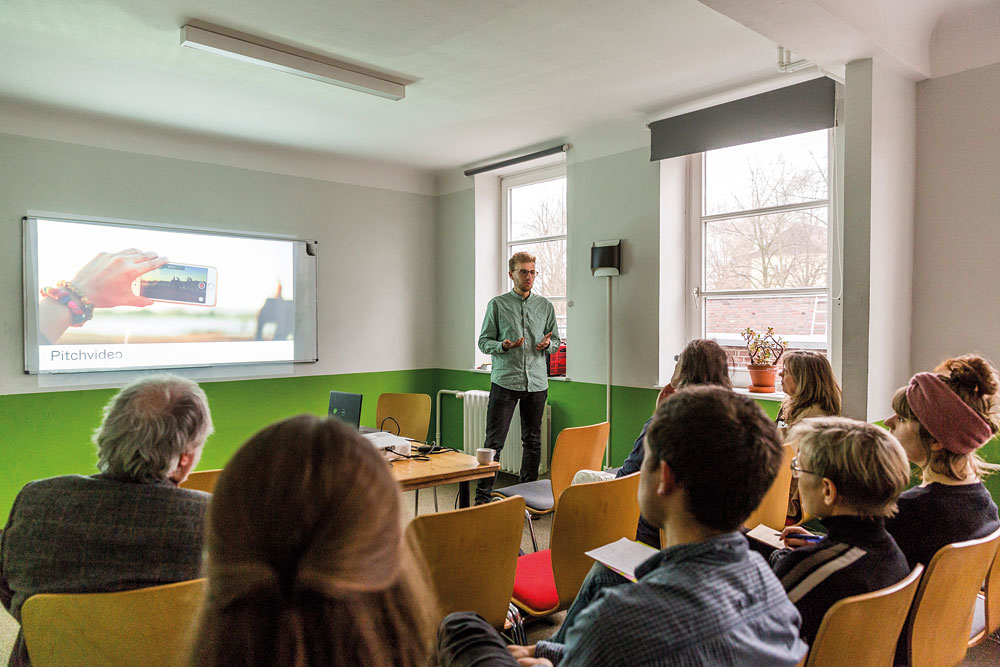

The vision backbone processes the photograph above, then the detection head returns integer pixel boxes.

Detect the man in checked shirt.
[438,386,808,666]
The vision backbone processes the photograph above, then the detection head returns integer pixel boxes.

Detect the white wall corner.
[473,174,502,369]
[865,60,916,420]
[840,59,874,420]
[659,157,687,384]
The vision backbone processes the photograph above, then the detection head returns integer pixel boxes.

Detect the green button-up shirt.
[478,290,561,392]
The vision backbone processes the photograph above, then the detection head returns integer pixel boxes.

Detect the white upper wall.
[912,61,1000,372]
[0,131,437,395]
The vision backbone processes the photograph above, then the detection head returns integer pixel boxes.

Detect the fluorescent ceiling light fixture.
[181,21,406,100]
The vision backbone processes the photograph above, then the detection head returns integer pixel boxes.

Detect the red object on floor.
[512,549,558,612]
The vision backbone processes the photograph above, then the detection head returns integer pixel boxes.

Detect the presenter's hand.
[517,660,553,666]
[780,526,814,548]
[535,331,553,351]
[502,337,525,351]
[71,249,169,308]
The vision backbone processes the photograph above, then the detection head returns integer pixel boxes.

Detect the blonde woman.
[778,351,842,519]
[777,351,842,436]
[773,418,911,644]
[884,354,1000,569]
[190,415,437,667]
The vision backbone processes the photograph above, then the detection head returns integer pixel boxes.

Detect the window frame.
[500,164,568,337]
[685,130,835,386]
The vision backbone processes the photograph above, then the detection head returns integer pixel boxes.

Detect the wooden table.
[390,449,500,508]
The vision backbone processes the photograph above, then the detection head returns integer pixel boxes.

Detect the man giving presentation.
[475,251,561,505]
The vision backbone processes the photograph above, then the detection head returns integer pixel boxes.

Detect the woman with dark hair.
[190,414,437,667]
[883,354,1000,569]
[616,338,732,547]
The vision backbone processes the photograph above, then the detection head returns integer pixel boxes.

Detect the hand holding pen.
[780,526,823,548]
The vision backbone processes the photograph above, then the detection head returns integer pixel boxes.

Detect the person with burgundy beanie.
[884,354,1000,569]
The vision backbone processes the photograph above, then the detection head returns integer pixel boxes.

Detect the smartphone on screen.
[131,263,218,306]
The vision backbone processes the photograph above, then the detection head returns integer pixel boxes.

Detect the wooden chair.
[377,392,433,511]
[493,422,610,550]
[905,526,1000,667]
[970,535,1000,647]
[405,495,526,634]
[511,473,640,617]
[744,444,794,531]
[804,565,923,667]
[179,468,221,494]
[21,578,205,667]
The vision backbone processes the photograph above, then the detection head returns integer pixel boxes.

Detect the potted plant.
[741,327,786,393]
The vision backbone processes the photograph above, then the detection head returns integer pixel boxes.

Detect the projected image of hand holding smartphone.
[30,217,298,373]
[38,248,170,344]
[131,263,218,307]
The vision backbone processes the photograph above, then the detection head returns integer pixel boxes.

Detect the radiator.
[461,389,551,475]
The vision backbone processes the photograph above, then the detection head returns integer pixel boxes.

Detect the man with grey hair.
[0,375,213,666]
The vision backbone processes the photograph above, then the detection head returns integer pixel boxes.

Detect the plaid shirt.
[535,532,808,666]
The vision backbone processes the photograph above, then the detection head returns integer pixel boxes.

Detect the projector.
[362,431,411,459]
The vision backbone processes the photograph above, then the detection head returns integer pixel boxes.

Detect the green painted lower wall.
[4,368,998,519]
[0,370,438,519]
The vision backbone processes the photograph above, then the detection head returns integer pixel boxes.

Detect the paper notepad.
[585,537,659,582]
[746,523,787,550]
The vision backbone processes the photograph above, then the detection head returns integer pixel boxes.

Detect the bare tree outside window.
[699,130,831,364]
[504,170,568,365]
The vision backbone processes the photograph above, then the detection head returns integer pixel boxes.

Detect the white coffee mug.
[476,448,495,465]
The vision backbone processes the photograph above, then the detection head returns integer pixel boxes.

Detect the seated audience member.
[0,375,213,667]
[616,338,732,547]
[189,414,436,667]
[438,386,808,667]
[884,354,1000,569]
[777,351,842,519]
[771,417,911,644]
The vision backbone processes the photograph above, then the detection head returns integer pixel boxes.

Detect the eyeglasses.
[790,455,817,478]
[515,269,538,277]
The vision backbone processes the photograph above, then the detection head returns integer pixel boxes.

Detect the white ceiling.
[1,0,995,178]
[0,0,783,172]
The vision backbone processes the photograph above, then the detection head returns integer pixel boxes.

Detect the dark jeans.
[437,612,519,667]
[475,383,547,505]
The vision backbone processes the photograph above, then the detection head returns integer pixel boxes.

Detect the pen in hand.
[777,532,823,543]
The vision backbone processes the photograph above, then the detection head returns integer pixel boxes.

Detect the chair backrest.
[974,537,1000,644]
[376,392,431,441]
[405,495,526,629]
[550,473,641,611]
[743,443,794,531]
[179,469,222,494]
[549,422,610,510]
[907,525,1000,667]
[21,578,206,667]
[805,565,924,667]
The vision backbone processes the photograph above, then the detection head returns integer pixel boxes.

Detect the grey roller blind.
[649,77,836,161]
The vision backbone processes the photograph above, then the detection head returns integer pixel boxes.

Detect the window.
[501,165,568,345]
[688,129,832,375]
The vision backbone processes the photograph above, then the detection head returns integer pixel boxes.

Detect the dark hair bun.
[937,354,999,398]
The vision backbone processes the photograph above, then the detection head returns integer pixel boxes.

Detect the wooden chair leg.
[414,489,419,516]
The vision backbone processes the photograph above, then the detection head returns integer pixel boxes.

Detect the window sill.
[733,387,787,402]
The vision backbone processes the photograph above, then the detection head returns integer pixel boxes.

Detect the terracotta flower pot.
[747,364,777,393]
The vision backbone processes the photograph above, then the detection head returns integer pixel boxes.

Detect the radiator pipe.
[435,389,465,449]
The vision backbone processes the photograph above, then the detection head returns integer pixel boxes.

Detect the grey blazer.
[0,473,209,666]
